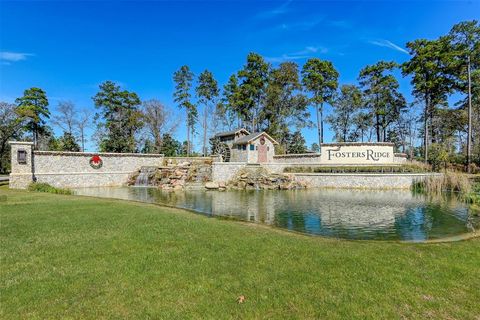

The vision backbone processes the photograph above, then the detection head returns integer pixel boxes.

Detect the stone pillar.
[8,141,34,189]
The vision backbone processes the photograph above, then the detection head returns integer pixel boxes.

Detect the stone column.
[8,141,34,189]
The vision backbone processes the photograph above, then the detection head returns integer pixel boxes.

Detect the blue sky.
[1,0,479,151]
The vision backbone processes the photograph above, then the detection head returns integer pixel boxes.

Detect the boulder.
[205,182,219,190]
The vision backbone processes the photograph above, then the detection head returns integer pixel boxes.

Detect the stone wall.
[8,141,165,189]
[273,153,321,164]
[211,162,436,189]
[8,142,34,189]
[291,173,439,189]
[247,138,275,163]
[212,162,249,182]
[394,153,408,163]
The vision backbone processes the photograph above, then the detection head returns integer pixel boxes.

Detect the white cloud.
[369,40,408,54]
[0,51,34,62]
[265,54,310,63]
[295,46,328,55]
[265,46,328,63]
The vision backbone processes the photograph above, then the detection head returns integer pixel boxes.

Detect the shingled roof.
[214,128,250,138]
[233,132,279,145]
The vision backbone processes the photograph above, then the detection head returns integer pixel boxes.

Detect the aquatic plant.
[413,171,472,194]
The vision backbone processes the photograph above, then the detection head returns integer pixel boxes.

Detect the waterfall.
[134,166,157,187]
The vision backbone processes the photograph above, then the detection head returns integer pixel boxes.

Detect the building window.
[242,145,246,150]
[250,144,255,151]
[17,149,27,164]
[237,145,241,150]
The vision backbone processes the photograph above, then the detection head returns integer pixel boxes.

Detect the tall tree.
[52,101,78,136]
[160,133,182,157]
[196,70,219,156]
[264,62,310,144]
[301,58,339,152]
[402,38,455,162]
[221,74,243,129]
[0,102,26,173]
[173,65,196,156]
[237,52,270,132]
[141,99,178,153]
[448,20,480,169]
[15,87,50,149]
[57,132,81,152]
[92,81,142,153]
[285,130,307,154]
[359,61,406,142]
[351,112,374,142]
[326,84,364,142]
[77,109,91,152]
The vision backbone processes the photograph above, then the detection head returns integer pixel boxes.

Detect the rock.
[205,182,219,190]
[173,185,183,191]
[218,181,226,188]
[179,161,190,167]
[237,181,246,189]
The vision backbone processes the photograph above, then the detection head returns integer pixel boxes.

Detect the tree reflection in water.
[73,187,479,241]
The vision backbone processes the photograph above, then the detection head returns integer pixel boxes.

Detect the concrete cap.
[8,141,34,145]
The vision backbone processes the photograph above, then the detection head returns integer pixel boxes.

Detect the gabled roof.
[214,128,250,138]
[233,132,279,145]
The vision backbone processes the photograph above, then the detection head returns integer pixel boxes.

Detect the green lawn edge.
[1,187,480,319]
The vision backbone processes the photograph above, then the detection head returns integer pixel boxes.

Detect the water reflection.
[73,187,479,241]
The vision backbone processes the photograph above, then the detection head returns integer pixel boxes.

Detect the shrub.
[428,143,450,171]
[28,182,72,195]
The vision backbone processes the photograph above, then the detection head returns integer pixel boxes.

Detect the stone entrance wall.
[291,173,438,189]
[8,141,165,189]
[211,163,435,189]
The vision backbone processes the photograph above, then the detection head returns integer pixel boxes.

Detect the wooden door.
[258,144,267,163]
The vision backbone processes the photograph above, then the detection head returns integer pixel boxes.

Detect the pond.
[73,187,479,242]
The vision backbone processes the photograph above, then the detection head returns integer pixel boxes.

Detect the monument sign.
[320,142,395,165]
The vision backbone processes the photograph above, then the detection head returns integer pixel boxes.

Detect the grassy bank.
[1,187,480,319]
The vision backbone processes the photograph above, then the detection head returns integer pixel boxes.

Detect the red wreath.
[89,155,103,169]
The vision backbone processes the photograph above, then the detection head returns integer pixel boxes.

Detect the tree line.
[171,20,479,169]
[0,84,185,173]
[1,20,478,173]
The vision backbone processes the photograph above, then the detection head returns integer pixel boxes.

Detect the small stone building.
[213,129,278,163]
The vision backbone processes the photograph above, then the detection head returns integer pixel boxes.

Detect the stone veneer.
[291,173,439,189]
[9,141,165,189]
[211,163,437,189]
[8,142,35,189]
[273,153,321,164]
[9,140,414,190]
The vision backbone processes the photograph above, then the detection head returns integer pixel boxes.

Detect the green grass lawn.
[1,187,479,319]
